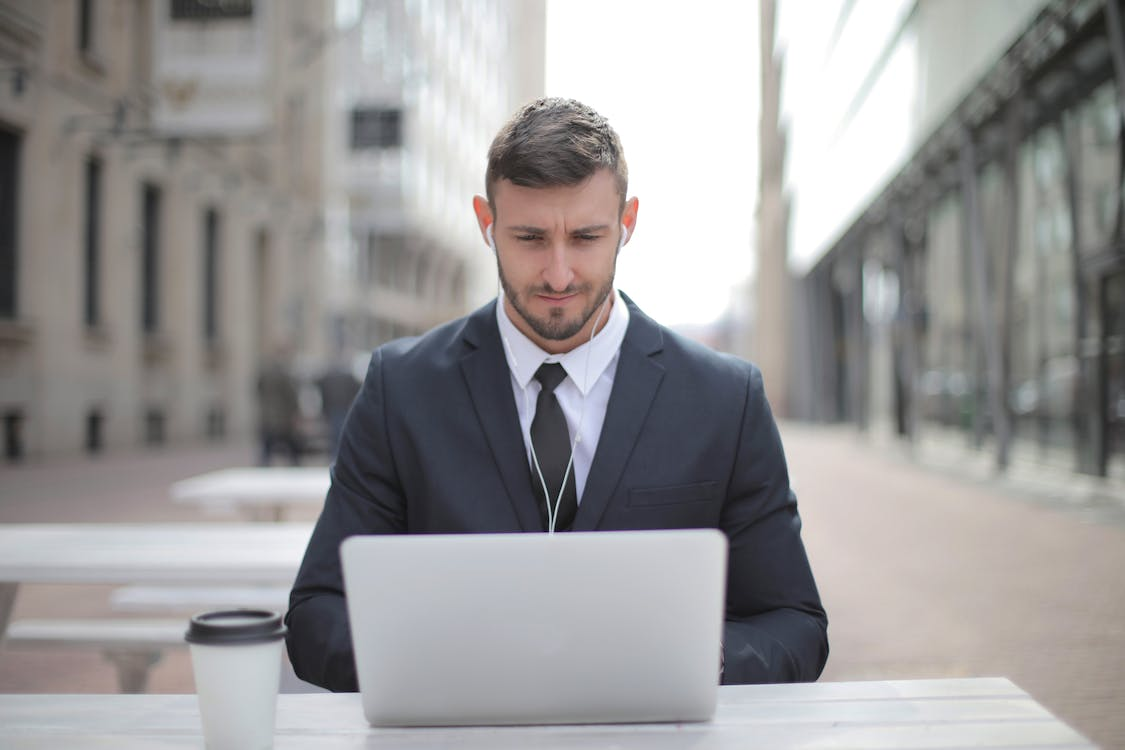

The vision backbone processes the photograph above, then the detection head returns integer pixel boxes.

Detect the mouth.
[536,292,579,305]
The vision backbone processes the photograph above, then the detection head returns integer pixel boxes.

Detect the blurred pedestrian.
[257,350,301,466]
[316,360,361,459]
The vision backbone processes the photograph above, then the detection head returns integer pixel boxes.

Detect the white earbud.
[486,224,496,252]
[619,224,629,250]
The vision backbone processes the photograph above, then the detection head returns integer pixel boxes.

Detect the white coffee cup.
[185,609,287,750]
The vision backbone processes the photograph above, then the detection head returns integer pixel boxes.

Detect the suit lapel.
[572,298,665,531]
[459,303,542,532]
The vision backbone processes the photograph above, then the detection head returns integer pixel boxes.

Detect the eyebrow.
[504,224,612,235]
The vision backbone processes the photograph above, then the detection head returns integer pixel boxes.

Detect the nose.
[541,242,574,292]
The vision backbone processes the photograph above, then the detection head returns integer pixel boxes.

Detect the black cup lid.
[184,609,287,645]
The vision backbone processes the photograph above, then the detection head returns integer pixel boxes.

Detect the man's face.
[477,169,637,354]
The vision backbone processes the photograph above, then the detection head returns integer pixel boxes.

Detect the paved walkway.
[784,423,1124,748]
[1,425,1122,746]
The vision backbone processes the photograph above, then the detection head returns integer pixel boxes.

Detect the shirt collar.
[496,289,630,395]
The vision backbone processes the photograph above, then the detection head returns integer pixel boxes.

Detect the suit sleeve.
[285,349,407,692]
[720,366,828,684]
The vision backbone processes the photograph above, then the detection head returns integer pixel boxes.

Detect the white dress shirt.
[496,289,630,504]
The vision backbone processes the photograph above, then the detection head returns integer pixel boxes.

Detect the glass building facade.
[795,1,1125,480]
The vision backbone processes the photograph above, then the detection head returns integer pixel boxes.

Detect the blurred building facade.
[322,0,544,357]
[0,0,334,461]
[772,0,1125,481]
[0,0,544,461]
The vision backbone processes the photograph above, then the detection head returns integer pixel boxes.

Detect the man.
[286,98,828,691]
[315,358,361,459]
[256,349,301,466]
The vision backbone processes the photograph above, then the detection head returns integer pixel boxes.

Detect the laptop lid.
[340,528,727,727]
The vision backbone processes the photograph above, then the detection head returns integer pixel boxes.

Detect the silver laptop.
[340,529,727,727]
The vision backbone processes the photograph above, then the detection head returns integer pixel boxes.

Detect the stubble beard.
[498,262,615,343]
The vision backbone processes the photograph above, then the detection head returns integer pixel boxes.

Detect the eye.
[515,234,542,242]
[575,234,601,242]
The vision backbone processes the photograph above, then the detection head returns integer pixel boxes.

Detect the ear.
[621,197,639,246]
[472,195,494,247]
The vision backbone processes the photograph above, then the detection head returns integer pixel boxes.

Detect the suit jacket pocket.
[627,481,718,508]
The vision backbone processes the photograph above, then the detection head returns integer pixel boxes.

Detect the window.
[1011,125,1079,456]
[0,127,19,319]
[377,234,407,286]
[141,183,161,333]
[1077,82,1121,255]
[252,228,271,360]
[206,405,225,440]
[1011,141,1039,428]
[77,0,95,55]
[85,408,104,453]
[1105,272,1125,480]
[351,107,402,150]
[364,231,377,286]
[1035,127,1078,453]
[922,191,971,428]
[84,155,102,327]
[171,0,253,20]
[203,208,220,342]
[3,409,23,461]
[144,408,165,446]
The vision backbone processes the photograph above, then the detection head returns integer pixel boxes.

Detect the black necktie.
[531,363,578,531]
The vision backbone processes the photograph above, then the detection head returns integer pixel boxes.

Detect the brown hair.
[485,97,628,212]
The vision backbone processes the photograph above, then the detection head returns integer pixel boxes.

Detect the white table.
[0,523,312,635]
[0,678,1094,748]
[171,466,330,521]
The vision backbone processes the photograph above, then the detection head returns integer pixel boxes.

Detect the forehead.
[492,169,620,226]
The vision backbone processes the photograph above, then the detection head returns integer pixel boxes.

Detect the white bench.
[2,616,327,695]
[109,585,291,614]
[2,618,187,693]
[3,586,291,694]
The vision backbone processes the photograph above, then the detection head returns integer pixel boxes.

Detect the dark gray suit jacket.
[286,295,828,691]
